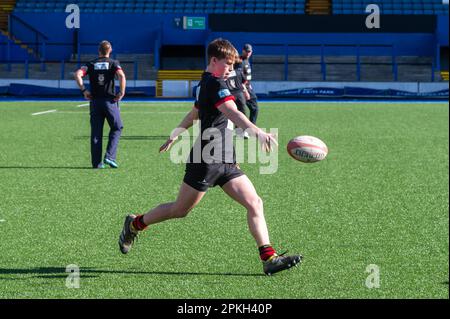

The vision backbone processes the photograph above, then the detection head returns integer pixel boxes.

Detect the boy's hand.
[83,90,92,100]
[159,138,177,153]
[115,91,125,102]
[257,130,278,152]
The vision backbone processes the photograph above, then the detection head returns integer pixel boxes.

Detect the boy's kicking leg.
[221,175,302,275]
[119,182,206,254]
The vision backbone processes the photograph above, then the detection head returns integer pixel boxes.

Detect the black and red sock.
[259,245,276,261]
[132,215,148,231]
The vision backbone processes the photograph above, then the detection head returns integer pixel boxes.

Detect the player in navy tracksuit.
[74,41,126,169]
[235,43,259,124]
[118,38,302,276]
[225,52,251,138]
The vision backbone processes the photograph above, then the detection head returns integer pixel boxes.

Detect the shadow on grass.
[0,267,265,279]
[75,136,168,141]
[0,166,92,170]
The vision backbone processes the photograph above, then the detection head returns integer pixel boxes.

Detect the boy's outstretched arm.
[217,100,277,152]
[159,106,199,153]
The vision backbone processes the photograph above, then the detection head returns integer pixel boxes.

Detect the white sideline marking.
[76,103,89,108]
[31,110,57,116]
[0,220,5,223]
[57,111,186,114]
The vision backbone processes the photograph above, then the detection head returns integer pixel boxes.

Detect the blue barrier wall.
[437,15,449,46]
[208,32,437,56]
[9,13,447,61]
[12,13,209,60]
[0,34,34,61]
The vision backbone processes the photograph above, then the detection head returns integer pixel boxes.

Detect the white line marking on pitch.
[57,111,186,114]
[31,110,57,116]
[77,103,89,107]
[0,220,5,223]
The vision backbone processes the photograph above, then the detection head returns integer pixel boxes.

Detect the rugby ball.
[287,136,328,163]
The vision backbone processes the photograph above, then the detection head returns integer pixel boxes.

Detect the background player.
[74,40,126,169]
[235,43,259,125]
[119,38,302,276]
[225,50,251,138]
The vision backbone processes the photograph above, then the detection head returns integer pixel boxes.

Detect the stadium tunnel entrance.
[159,45,205,70]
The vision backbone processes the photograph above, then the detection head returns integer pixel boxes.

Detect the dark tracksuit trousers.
[246,87,259,124]
[90,98,123,168]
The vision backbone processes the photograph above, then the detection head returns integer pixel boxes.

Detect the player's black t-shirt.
[81,57,122,99]
[225,69,245,94]
[190,72,236,164]
[236,58,252,82]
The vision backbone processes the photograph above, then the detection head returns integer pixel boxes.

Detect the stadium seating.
[11,0,449,15]
[13,0,306,14]
[333,0,449,15]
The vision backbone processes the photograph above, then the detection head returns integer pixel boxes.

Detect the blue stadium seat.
[14,0,447,15]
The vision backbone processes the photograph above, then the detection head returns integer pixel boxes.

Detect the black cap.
[243,44,253,52]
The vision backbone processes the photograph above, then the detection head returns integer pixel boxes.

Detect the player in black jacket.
[225,51,251,138]
[118,38,302,276]
[235,43,259,124]
[74,41,126,169]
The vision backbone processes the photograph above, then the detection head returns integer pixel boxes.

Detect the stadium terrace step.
[0,57,158,81]
[251,55,436,82]
[0,52,440,83]
[155,70,203,97]
[0,0,16,30]
[306,0,331,15]
[68,54,156,80]
[157,70,203,81]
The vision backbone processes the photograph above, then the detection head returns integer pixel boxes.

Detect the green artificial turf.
[0,100,448,298]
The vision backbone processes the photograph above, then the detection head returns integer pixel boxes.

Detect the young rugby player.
[119,38,302,275]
